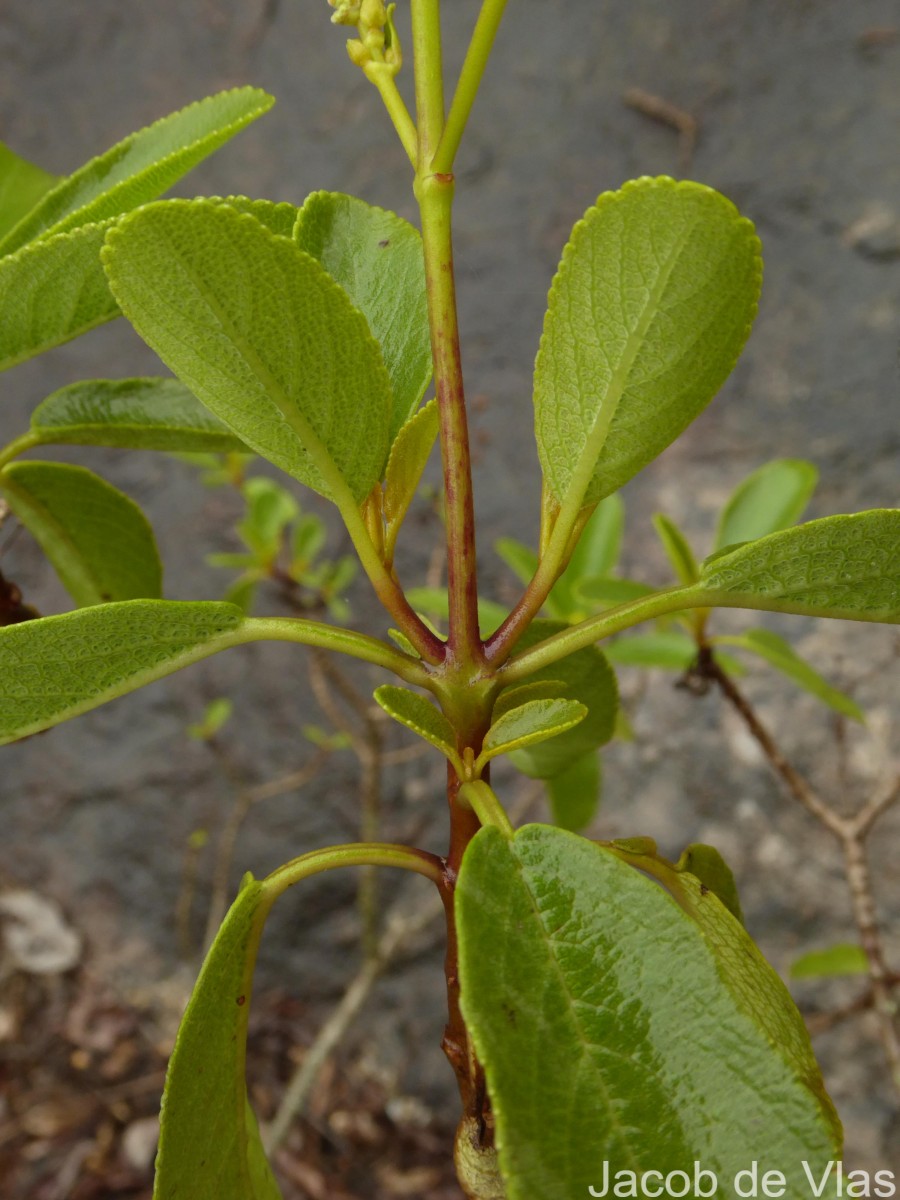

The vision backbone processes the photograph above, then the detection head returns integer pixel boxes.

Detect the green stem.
[432,0,510,174]
[241,615,432,685]
[499,584,699,682]
[263,840,445,899]
[365,64,418,167]
[459,780,513,837]
[0,431,40,472]
[410,0,445,166]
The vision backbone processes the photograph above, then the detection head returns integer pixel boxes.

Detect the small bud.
[329,0,361,27]
[346,38,370,67]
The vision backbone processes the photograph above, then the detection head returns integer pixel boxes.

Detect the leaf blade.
[0,142,60,243]
[535,177,762,508]
[545,751,601,832]
[0,462,162,606]
[724,628,865,721]
[478,698,588,769]
[716,458,819,551]
[373,684,461,771]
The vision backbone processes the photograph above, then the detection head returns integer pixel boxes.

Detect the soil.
[1,1,898,1194]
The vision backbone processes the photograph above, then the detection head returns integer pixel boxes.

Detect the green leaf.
[239,477,299,560]
[569,575,655,608]
[456,825,841,1199]
[477,698,587,770]
[0,462,162,607]
[210,195,300,239]
[0,142,60,243]
[187,697,234,741]
[0,88,274,255]
[102,200,392,504]
[495,538,539,589]
[697,510,900,623]
[722,628,865,722]
[716,458,819,552]
[653,512,699,585]
[153,873,283,1200]
[534,177,762,508]
[0,220,120,371]
[492,679,567,721]
[605,630,698,670]
[504,619,618,779]
[30,378,246,453]
[404,586,508,639]
[373,684,462,772]
[791,943,869,980]
[545,751,601,832]
[0,600,245,744]
[295,191,432,439]
[382,400,439,562]
[549,494,625,617]
[675,842,744,924]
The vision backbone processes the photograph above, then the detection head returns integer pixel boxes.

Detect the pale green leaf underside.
[723,628,864,722]
[373,684,460,768]
[0,142,60,242]
[791,943,869,980]
[295,190,432,440]
[153,874,283,1200]
[210,195,300,239]
[505,619,618,779]
[0,600,245,744]
[545,751,601,832]
[31,377,247,453]
[102,200,392,503]
[0,219,120,372]
[698,510,900,623]
[535,177,762,507]
[0,462,162,607]
[479,697,587,766]
[0,88,274,255]
[716,458,819,551]
[456,825,841,1200]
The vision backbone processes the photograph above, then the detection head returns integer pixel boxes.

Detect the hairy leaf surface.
[0,88,274,255]
[103,200,392,503]
[698,510,900,623]
[295,191,431,439]
[534,177,761,507]
[0,462,162,607]
[0,600,245,744]
[373,684,461,770]
[457,825,841,1200]
[31,378,246,453]
[211,195,300,238]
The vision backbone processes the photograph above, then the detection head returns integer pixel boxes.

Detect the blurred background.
[1,1,898,1195]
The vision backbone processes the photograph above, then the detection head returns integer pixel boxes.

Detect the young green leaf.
[152,873,284,1200]
[491,679,567,721]
[476,698,588,771]
[675,842,744,925]
[545,750,601,832]
[0,600,245,744]
[0,88,274,255]
[652,512,699,585]
[0,220,120,372]
[0,462,162,607]
[404,586,508,638]
[30,378,247,453]
[456,825,840,1199]
[295,191,432,439]
[0,143,60,243]
[373,684,463,773]
[790,943,869,980]
[715,458,819,551]
[504,620,618,780]
[549,494,625,617]
[382,400,439,563]
[604,629,698,670]
[102,200,392,504]
[238,477,299,561]
[719,628,865,722]
[569,575,655,608]
[495,538,539,589]
[534,177,762,510]
[698,510,900,623]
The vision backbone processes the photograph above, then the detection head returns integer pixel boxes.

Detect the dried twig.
[623,87,698,172]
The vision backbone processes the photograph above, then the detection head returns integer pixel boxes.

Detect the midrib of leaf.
[0,468,106,603]
[155,225,359,515]
[508,850,646,1174]
[554,217,700,529]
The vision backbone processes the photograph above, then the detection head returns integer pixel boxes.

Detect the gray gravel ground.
[1,0,898,1178]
